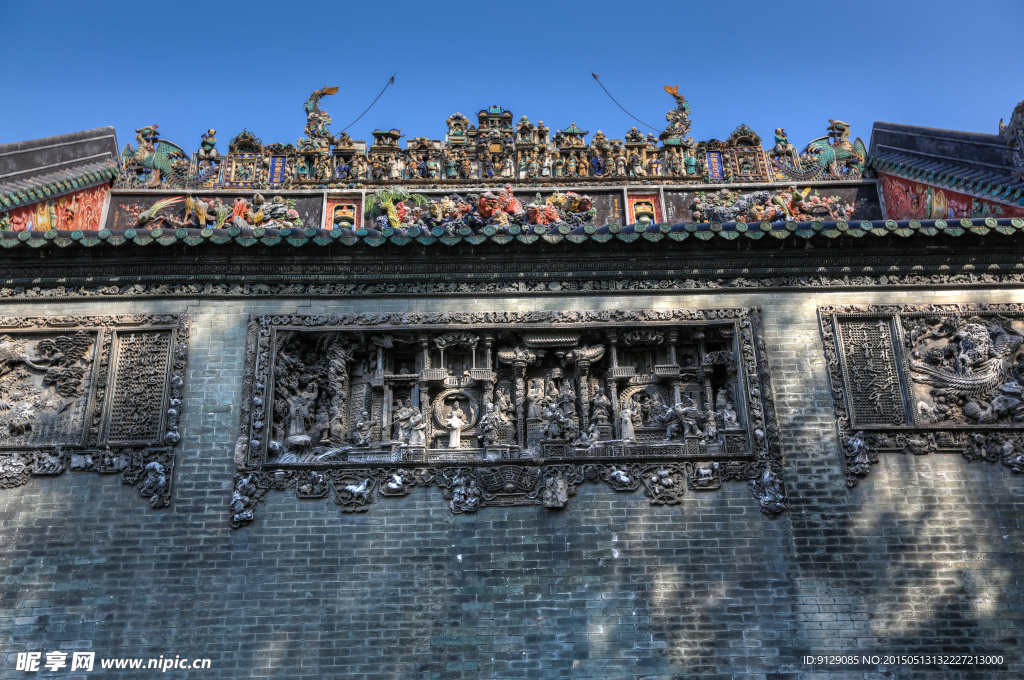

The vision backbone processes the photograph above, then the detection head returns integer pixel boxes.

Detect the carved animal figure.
[344,478,371,498]
[911,322,1024,399]
[136,196,184,227]
[774,119,867,181]
[120,125,218,188]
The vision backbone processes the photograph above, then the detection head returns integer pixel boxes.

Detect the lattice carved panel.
[0,315,190,508]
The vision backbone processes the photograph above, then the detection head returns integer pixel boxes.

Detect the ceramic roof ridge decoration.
[112,86,870,192]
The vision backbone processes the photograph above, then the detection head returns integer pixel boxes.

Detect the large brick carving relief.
[0,315,190,507]
[820,303,1024,485]
[230,308,785,527]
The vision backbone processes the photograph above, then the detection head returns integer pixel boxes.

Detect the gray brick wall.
[0,290,1021,679]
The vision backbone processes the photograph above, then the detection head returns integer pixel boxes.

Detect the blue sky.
[2,0,1022,153]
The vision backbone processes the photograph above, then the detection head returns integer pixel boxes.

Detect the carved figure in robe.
[495,385,514,425]
[540,403,563,440]
[392,398,415,442]
[478,408,496,446]
[286,383,318,448]
[618,406,636,442]
[526,379,547,419]
[615,154,627,176]
[544,377,559,403]
[591,390,611,424]
[669,153,683,175]
[557,380,577,419]
[716,390,739,429]
[407,411,426,447]
[352,411,373,446]
[445,402,468,448]
[664,397,701,440]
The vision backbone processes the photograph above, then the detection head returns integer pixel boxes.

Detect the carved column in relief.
[696,331,712,410]
[607,331,620,438]
[482,335,495,422]
[417,334,431,443]
[326,338,352,444]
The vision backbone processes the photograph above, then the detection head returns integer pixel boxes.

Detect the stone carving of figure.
[590,153,604,176]
[540,403,563,440]
[478,408,496,446]
[591,390,611,425]
[445,402,468,448]
[352,411,373,447]
[618,406,636,442]
[407,411,426,447]
[577,150,588,176]
[445,153,458,179]
[716,391,739,429]
[541,154,552,178]
[615,154,627,177]
[557,380,577,419]
[287,383,318,448]
[496,385,514,425]
[527,379,547,419]
[664,397,701,440]
[392,398,415,442]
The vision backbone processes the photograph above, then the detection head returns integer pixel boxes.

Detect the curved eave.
[1,217,1021,250]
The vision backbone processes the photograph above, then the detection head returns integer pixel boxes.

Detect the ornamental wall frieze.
[3,270,1024,302]
[0,315,190,507]
[229,308,786,527]
[819,303,1024,486]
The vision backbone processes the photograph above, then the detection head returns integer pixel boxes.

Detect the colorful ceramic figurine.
[197,130,218,161]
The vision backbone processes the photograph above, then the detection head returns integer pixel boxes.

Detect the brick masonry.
[0,290,1021,679]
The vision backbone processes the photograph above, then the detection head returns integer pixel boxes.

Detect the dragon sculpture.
[911,319,1024,423]
[774,119,866,181]
[119,125,218,188]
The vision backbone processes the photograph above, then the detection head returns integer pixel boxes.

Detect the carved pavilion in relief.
[1,84,1023,527]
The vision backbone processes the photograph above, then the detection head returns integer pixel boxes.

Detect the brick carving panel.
[820,303,1024,485]
[0,315,190,507]
[230,308,786,527]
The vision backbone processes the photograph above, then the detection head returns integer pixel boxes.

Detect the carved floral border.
[0,314,190,508]
[5,270,1024,302]
[229,308,787,528]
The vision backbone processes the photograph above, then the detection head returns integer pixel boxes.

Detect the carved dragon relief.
[0,315,190,507]
[820,303,1024,486]
[229,307,786,528]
